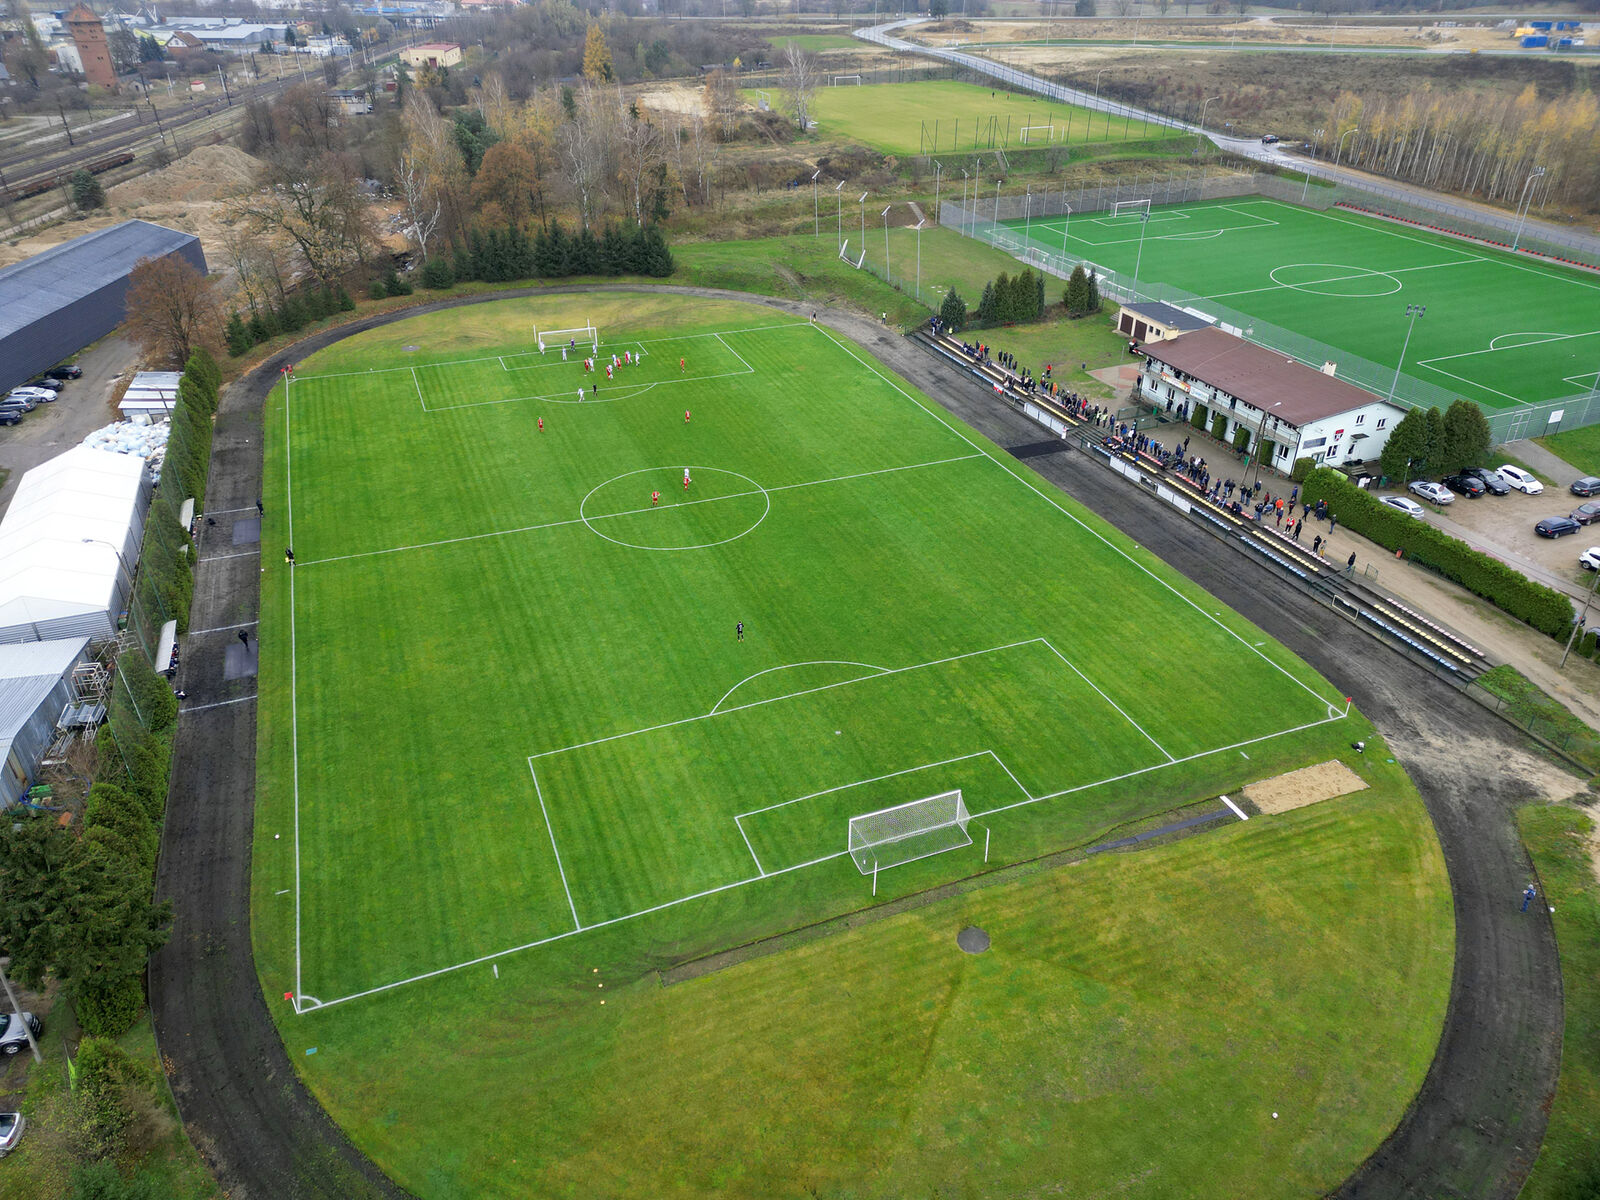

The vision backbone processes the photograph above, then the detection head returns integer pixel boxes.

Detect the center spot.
[580,467,770,551]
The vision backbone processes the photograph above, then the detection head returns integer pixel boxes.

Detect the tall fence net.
[940,170,1600,444]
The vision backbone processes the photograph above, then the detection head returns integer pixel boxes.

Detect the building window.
[1376,418,1388,431]
[1302,437,1327,451]
[1354,413,1365,425]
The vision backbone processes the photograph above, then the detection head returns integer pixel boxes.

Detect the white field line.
[189,620,259,635]
[411,367,425,411]
[298,453,982,568]
[732,814,767,876]
[286,374,305,1006]
[713,330,756,374]
[1412,360,1528,407]
[199,550,262,562]
[808,323,1338,710]
[736,750,1020,819]
[292,322,813,382]
[1040,641,1174,761]
[1256,197,1600,298]
[1417,327,1600,365]
[1195,257,1474,305]
[299,705,1346,1013]
[710,660,890,714]
[527,638,1043,762]
[528,768,581,929]
[419,365,754,412]
[1221,795,1249,821]
[499,342,647,373]
[1214,202,1282,228]
[204,506,260,516]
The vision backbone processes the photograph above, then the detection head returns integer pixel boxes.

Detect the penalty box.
[409,331,754,411]
[525,639,1174,927]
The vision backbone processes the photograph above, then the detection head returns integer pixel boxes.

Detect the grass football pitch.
[758,79,1178,157]
[1000,196,1600,413]
[256,293,1354,1011]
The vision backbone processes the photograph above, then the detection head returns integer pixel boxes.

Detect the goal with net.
[1110,199,1151,220]
[1019,124,1054,145]
[536,323,599,353]
[832,74,862,86]
[848,789,972,877]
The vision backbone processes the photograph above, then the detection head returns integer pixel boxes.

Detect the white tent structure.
[0,636,91,808]
[0,447,152,645]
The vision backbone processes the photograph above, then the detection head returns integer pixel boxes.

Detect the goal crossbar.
[536,323,599,353]
[848,789,971,875]
[1110,199,1151,219]
[832,74,862,85]
[1019,124,1054,144]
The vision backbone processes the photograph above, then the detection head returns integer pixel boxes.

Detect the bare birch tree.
[557,82,616,229]
[782,43,818,132]
[397,152,443,261]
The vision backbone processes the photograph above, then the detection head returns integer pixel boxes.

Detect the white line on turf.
[189,620,259,635]
[297,453,983,567]
[736,750,1025,819]
[710,660,890,714]
[528,768,581,929]
[732,814,767,875]
[286,372,305,1008]
[411,367,426,411]
[1221,795,1249,821]
[186,694,257,712]
[807,323,1337,710]
[1418,327,1600,364]
[1196,257,1473,304]
[200,550,262,562]
[1039,641,1174,761]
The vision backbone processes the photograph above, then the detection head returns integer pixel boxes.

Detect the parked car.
[1260,134,1280,144]
[1496,465,1544,494]
[6,388,51,404]
[0,1012,41,1056]
[1536,516,1582,538]
[1460,467,1510,495]
[45,365,82,380]
[2,395,39,412]
[0,1112,22,1158]
[1380,495,1426,518]
[23,377,62,392]
[1443,474,1487,497]
[1571,477,1600,497]
[1574,502,1600,525]
[1581,546,1600,571]
[1409,480,1455,505]
[0,410,23,427]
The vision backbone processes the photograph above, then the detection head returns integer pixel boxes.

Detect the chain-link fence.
[940,170,1600,444]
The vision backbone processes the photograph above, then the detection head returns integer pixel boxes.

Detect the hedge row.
[1300,466,1573,638]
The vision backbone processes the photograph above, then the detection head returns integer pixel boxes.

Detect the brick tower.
[66,4,118,92]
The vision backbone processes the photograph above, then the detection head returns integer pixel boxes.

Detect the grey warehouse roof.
[0,221,202,343]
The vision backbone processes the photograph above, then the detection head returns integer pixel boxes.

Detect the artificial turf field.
[758,79,1177,157]
[998,196,1600,413]
[252,294,1455,1198]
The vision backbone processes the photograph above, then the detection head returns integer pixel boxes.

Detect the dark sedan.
[45,365,82,380]
[1572,477,1600,497]
[1443,474,1486,497]
[1575,502,1600,525]
[1461,467,1510,495]
[1537,516,1583,538]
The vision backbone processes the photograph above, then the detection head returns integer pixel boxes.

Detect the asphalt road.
[150,288,1567,1199]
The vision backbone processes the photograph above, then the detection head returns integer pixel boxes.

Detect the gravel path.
[149,286,1568,1199]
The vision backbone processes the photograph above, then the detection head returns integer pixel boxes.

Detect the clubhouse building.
[1137,327,1407,475]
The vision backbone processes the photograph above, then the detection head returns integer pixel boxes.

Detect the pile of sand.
[1242,759,1368,815]
[107,143,261,207]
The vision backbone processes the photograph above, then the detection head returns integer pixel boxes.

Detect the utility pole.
[0,959,41,1065]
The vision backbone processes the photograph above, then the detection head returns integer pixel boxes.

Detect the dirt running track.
[150,286,1566,1199]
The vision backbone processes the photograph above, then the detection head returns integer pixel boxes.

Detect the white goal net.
[848,789,971,875]
[536,323,599,353]
[1019,124,1054,145]
[832,74,862,85]
[1110,199,1151,220]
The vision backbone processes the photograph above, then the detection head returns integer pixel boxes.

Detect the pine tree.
[1064,265,1091,317]
[977,280,996,325]
[993,272,1013,323]
[1440,399,1492,474]
[70,169,105,211]
[1085,268,1101,314]
[939,288,967,332]
[224,311,252,357]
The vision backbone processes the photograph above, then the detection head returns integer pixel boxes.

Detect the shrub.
[1300,467,1573,637]
[368,280,388,301]
[84,783,157,873]
[382,268,414,297]
[420,257,455,289]
[70,1162,167,1200]
[71,169,106,211]
[75,973,147,1040]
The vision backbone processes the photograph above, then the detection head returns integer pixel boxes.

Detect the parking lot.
[1376,464,1600,601]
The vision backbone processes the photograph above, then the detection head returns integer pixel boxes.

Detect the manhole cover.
[956,926,990,954]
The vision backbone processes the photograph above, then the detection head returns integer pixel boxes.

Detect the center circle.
[1269,263,1403,298]
[580,467,770,551]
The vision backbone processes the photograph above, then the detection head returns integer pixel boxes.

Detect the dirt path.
[151,285,1570,1200]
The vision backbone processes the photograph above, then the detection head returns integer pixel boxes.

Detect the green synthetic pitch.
[998,196,1600,411]
[772,79,1177,156]
[254,293,1353,1010]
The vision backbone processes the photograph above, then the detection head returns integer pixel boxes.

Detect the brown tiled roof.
[1139,326,1394,429]
[66,4,100,22]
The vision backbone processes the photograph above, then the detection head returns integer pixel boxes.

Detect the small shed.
[1115,301,1211,345]
[0,637,91,809]
[0,447,152,645]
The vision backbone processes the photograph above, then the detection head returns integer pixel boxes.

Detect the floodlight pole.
[1060,201,1072,259]
[993,178,1002,228]
[1131,211,1151,301]
[81,537,136,597]
[858,191,867,251]
[960,168,969,236]
[811,168,820,239]
[0,958,41,1064]
[835,180,844,248]
[1388,304,1425,404]
[915,219,924,299]
[1024,184,1032,246]
[881,206,891,284]
[1511,166,1546,253]
[1334,126,1359,186]
[933,160,942,225]
[1302,127,1324,203]
[1091,67,1109,145]
[1197,95,1220,154]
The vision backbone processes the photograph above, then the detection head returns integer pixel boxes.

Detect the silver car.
[1408,480,1455,506]
[0,1112,22,1157]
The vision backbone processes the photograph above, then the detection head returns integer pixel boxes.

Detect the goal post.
[537,323,599,353]
[1110,199,1151,220]
[1019,124,1054,145]
[848,789,972,875]
[832,74,862,85]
